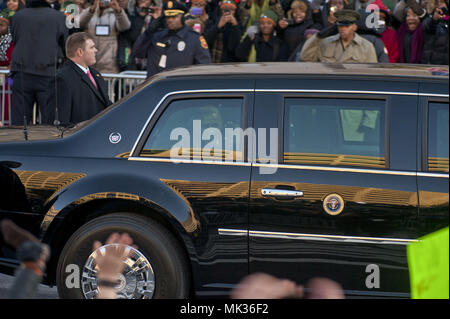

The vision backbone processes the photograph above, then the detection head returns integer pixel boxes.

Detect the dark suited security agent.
[47,32,112,126]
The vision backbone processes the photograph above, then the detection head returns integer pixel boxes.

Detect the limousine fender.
[41,172,197,297]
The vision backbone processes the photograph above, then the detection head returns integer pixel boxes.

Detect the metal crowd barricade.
[0,69,147,125]
[0,69,12,126]
[101,71,147,104]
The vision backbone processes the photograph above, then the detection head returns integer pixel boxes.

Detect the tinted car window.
[284,98,386,168]
[141,98,243,161]
[428,102,449,172]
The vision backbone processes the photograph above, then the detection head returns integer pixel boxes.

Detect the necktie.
[87,70,98,89]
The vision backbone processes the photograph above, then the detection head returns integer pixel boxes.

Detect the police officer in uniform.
[300,9,378,63]
[132,1,211,78]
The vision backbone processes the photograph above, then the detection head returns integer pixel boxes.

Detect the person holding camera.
[117,0,156,71]
[204,0,242,62]
[235,9,289,62]
[79,0,131,73]
[421,0,448,64]
[131,0,211,78]
[277,0,319,58]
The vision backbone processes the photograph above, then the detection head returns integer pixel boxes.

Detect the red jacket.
[381,27,399,63]
[0,42,14,67]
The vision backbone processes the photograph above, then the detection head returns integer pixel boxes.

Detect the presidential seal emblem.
[177,41,186,52]
[323,194,344,216]
[109,132,122,144]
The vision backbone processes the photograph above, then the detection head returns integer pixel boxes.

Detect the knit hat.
[220,0,237,10]
[259,9,278,26]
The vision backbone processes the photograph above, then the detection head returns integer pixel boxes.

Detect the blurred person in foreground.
[132,0,211,78]
[231,272,345,299]
[0,219,49,299]
[0,218,134,299]
[300,9,378,62]
[79,0,131,73]
[92,232,135,299]
[47,32,112,127]
[9,0,68,126]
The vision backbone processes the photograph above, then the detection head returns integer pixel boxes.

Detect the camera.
[285,18,295,26]
[441,7,449,15]
[190,7,204,16]
[223,8,231,15]
[101,0,111,5]
[141,7,155,14]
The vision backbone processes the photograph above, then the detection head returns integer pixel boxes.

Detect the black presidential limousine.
[0,63,448,299]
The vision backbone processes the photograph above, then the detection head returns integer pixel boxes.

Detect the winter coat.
[421,15,449,65]
[380,27,399,63]
[279,19,315,57]
[80,6,131,73]
[236,33,289,62]
[10,0,68,76]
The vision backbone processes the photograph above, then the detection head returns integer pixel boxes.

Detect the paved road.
[0,273,58,299]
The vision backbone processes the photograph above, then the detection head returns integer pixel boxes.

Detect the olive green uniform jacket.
[300,32,378,63]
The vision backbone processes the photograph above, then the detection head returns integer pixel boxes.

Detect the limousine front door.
[249,86,420,298]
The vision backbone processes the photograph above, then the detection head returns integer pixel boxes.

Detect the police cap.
[334,9,361,26]
[163,1,187,17]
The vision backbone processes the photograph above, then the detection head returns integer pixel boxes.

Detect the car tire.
[56,213,190,299]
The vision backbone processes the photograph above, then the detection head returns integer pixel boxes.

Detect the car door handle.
[261,189,304,197]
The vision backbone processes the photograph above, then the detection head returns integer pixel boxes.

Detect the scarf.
[247,0,270,28]
[397,22,424,63]
[0,33,12,62]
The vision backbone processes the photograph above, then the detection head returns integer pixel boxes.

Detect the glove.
[246,25,259,40]
[317,24,338,38]
[310,0,323,11]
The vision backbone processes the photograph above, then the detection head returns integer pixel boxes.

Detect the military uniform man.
[132,1,211,78]
[300,10,378,63]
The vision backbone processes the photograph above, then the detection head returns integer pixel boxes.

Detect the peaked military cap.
[163,1,187,17]
[334,9,361,26]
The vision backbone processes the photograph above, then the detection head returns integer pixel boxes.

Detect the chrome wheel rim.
[81,244,155,299]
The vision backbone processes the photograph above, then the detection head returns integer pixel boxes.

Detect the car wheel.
[56,213,190,299]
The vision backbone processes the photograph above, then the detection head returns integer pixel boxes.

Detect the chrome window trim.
[218,228,419,245]
[417,172,449,178]
[254,163,417,176]
[128,157,446,178]
[129,89,253,156]
[129,88,449,177]
[254,89,449,98]
[128,156,251,167]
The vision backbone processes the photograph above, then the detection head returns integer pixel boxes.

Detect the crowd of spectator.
[0,0,448,73]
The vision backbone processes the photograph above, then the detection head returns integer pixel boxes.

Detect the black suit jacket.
[46,60,112,125]
[11,5,68,76]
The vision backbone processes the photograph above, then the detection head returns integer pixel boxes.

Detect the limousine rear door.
[130,89,253,296]
[417,82,449,238]
[249,78,420,298]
